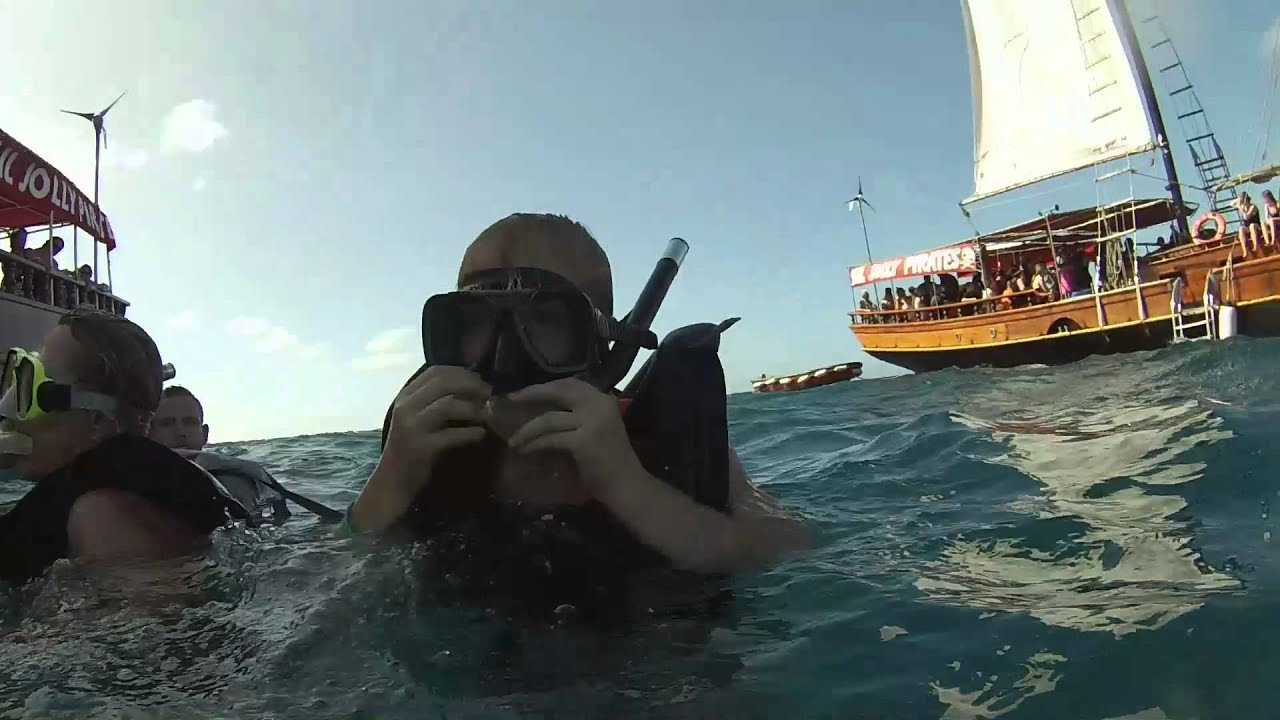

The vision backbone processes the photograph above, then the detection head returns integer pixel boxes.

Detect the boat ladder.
[1169,276,1218,343]
[1141,14,1240,234]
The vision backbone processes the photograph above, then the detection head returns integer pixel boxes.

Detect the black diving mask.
[422,267,657,394]
[421,238,688,394]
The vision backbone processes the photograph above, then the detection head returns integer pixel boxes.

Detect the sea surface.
[3,337,1279,719]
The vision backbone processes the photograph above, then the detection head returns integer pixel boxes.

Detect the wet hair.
[58,308,164,434]
[161,385,204,420]
[458,213,614,315]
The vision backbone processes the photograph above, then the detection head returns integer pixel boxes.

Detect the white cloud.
[162,99,228,154]
[102,143,150,171]
[192,177,207,192]
[364,327,416,354]
[352,326,418,372]
[352,352,418,372]
[166,309,199,331]
[226,316,270,337]
[225,316,327,359]
[253,327,303,354]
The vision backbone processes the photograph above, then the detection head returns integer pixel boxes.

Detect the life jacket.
[0,434,250,585]
[380,320,738,623]
[178,450,290,523]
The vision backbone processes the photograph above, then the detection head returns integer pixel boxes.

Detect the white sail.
[962,0,1158,202]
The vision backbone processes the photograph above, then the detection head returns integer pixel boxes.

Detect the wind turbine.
[847,177,882,299]
[61,91,126,202]
[61,91,125,290]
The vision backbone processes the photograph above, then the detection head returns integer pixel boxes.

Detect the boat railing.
[0,249,128,317]
[850,290,1046,325]
[1146,235,1235,263]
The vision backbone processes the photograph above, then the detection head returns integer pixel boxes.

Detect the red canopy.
[0,127,116,250]
[848,242,979,288]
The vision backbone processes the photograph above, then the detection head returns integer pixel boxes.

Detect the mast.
[856,197,875,298]
[62,91,125,292]
[1107,0,1191,241]
[848,178,883,301]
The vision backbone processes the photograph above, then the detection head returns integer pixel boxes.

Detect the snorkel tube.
[590,237,689,390]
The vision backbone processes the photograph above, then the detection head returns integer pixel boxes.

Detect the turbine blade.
[101,90,127,116]
[61,109,97,121]
[864,199,876,213]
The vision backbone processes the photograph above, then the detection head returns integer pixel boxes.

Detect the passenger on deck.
[895,287,909,314]
[998,277,1015,311]
[0,309,247,585]
[1032,262,1057,302]
[2,229,29,295]
[858,290,874,311]
[958,272,983,315]
[880,287,896,319]
[1013,265,1033,293]
[347,213,808,589]
[24,236,64,271]
[1235,192,1263,255]
[858,290,876,323]
[6,228,27,254]
[1262,190,1279,249]
[1054,253,1075,295]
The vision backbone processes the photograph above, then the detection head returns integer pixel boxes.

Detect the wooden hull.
[753,363,862,392]
[865,319,1171,372]
[852,280,1178,372]
[852,245,1280,373]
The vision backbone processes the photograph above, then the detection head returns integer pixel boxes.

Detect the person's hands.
[352,366,491,532]
[505,377,639,493]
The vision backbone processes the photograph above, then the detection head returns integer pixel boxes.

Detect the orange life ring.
[1192,212,1226,244]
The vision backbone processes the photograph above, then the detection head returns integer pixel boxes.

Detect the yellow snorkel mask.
[0,348,119,423]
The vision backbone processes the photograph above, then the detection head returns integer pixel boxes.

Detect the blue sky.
[2,0,1277,442]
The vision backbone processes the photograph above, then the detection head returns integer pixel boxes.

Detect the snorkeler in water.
[0,309,248,584]
[149,384,340,523]
[346,213,808,576]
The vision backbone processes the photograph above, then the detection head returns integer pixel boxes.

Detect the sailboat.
[847,0,1280,373]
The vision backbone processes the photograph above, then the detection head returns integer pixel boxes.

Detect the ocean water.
[2,337,1279,719]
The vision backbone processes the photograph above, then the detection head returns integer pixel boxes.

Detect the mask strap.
[68,388,119,414]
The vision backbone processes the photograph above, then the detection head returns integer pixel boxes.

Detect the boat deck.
[1,248,128,317]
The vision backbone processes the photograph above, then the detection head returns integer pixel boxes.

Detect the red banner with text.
[849,242,978,287]
[0,127,117,250]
